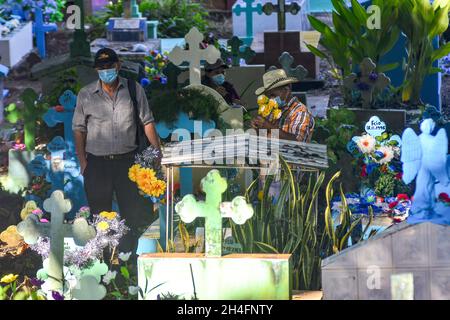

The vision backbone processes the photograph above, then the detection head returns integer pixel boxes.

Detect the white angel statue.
[401,118,450,224]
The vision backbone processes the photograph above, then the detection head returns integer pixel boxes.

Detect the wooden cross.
[175,170,254,257]
[232,0,263,46]
[262,0,301,32]
[33,7,58,59]
[43,90,77,154]
[221,36,256,67]
[268,51,308,80]
[168,27,221,85]
[343,57,391,109]
[17,191,96,291]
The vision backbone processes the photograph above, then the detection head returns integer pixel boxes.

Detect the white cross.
[168,27,221,85]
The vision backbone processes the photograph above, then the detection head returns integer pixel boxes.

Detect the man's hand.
[79,158,88,176]
[250,116,277,130]
[216,86,227,97]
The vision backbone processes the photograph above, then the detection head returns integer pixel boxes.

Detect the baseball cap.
[205,58,229,72]
[94,48,119,69]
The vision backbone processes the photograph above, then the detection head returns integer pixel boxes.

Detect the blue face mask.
[98,68,118,84]
[212,74,225,86]
[274,96,287,108]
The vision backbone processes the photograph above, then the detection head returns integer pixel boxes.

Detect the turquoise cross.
[233,0,263,46]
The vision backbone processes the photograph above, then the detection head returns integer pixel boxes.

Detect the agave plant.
[231,158,377,290]
[307,0,400,81]
[397,0,450,105]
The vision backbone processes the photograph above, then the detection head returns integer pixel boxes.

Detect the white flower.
[118,252,132,262]
[102,270,117,285]
[128,286,139,295]
[377,146,395,164]
[356,134,376,154]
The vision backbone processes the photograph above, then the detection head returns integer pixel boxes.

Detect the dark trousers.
[84,152,155,256]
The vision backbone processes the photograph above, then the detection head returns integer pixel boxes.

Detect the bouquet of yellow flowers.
[257,95,282,121]
[128,146,166,203]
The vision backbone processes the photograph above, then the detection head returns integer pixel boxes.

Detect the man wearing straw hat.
[251,69,315,142]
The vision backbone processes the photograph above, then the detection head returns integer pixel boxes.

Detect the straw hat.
[255,69,299,96]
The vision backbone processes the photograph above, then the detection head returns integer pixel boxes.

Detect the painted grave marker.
[33,7,57,59]
[232,0,263,46]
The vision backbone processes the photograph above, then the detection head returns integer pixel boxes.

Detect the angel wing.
[401,128,422,184]
[426,128,450,186]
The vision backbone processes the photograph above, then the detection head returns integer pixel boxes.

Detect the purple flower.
[357,82,371,91]
[30,278,45,287]
[51,291,64,300]
[368,72,378,82]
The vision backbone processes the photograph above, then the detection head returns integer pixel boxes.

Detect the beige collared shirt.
[72,77,154,156]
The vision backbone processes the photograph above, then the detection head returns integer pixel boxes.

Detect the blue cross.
[43,90,77,154]
[33,7,58,58]
[28,136,87,219]
[233,0,263,46]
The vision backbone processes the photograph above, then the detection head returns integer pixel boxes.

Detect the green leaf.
[307,15,328,34]
[431,43,450,62]
[120,266,130,280]
[254,241,279,254]
[305,44,327,60]
[378,63,400,73]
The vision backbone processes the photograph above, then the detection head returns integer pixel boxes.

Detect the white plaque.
[114,19,140,30]
[365,116,387,137]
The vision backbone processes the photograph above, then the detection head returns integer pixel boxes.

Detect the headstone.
[0,21,33,67]
[232,0,263,46]
[107,18,148,42]
[322,222,450,299]
[33,7,57,59]
[71,0,91,58]
[17,190,96,292]
[168,27,221,85]
[175,170,254,256]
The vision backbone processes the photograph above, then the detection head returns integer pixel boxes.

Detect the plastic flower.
[356,134,376,154]
[267,98,278,110]
[100,211,118,220]
[257,95,269,105]
[272,108,282,120]
[137,168,157,184]
[118,252,132,262]
[1,274,18,284]
[128,164,141,183]
[376,146,395,164]
[152,180,166,197]
[103,271,117,285]
[128,286,139,295]
[96,221,110,232]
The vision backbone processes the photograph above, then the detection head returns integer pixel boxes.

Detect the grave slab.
[138,253,292,300]
[322,222,450,300]
[0,22,33,68]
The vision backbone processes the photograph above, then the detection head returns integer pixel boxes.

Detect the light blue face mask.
[98,68,118,84]
[274,96,287,108]
[212,74,225,86]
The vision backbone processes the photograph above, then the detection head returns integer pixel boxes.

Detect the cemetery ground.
[0,0,450,301]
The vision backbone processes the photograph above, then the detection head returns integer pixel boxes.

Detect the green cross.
[221,36,256,67]
[262,0,301,32]
[175,170,254,257]
[343,57,391,109]
[268,51,308,80]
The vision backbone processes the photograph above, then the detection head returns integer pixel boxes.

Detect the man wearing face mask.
[251,69,315,142]
[202,58,242,106]
[72,48,161,254]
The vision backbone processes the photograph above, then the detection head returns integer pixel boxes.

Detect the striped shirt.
[278,97,315,142]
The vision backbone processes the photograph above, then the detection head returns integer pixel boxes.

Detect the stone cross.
[343,57,391,109]
[168,27,221,85]
[33,7,58,59]
[43,90,77,154]
[175,170,254,257]
[268,51,308,80]
[17,190,96,291]
[222,36,256,67]
[70,0,91,58]
[232,0,263,46]
[262,0,301,32]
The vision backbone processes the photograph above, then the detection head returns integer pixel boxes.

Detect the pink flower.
[40,219,49,223]
[54,105,64,112]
